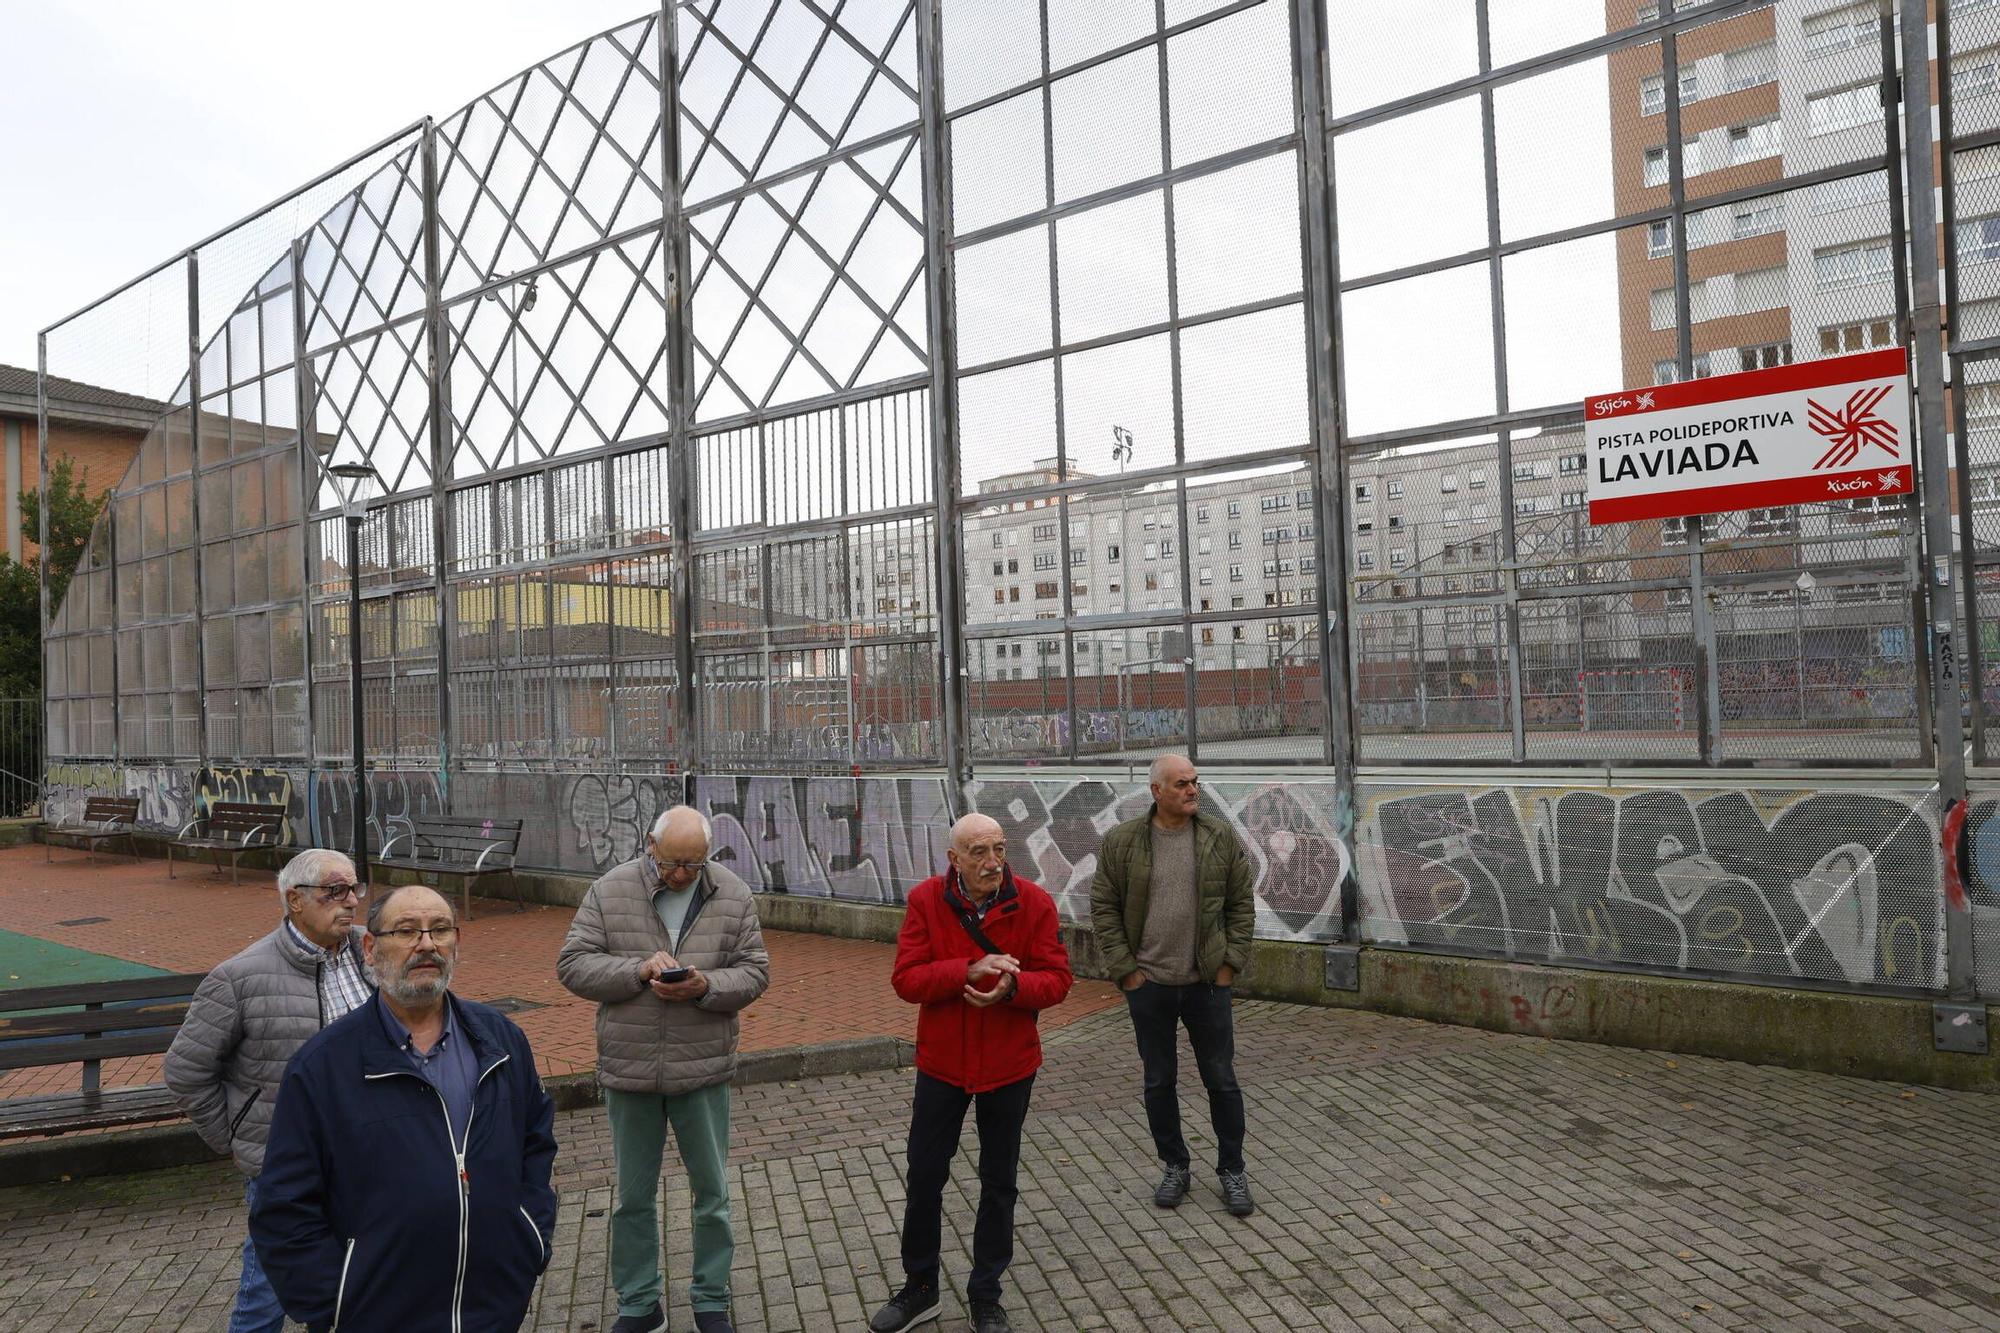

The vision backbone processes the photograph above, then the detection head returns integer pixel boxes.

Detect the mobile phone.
[656,967,692,985]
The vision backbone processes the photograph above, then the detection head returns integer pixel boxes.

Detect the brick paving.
[5,998,2000,1331]
[0,843,1122,1099]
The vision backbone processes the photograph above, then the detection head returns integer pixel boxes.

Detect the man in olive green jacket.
[1088,753,1258,1217]
[558,805,769,1333]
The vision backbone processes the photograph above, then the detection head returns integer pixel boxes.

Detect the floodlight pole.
[331,464,375,886]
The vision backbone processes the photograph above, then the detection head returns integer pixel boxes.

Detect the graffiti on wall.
[966,777,1351,940]
[559,772,682,874]
[694,775,955,904]
[1360,786,1945,988]
[311,770,445,857]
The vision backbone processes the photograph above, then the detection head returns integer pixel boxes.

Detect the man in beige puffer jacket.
[558,804,770,1333]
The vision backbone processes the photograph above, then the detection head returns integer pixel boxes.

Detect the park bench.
[0,973,207,1140]
[43,795,141,865]
[373,815,524,920]
[169,801,287,883]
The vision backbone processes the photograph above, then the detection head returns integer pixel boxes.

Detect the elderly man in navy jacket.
[251,883,558,1332]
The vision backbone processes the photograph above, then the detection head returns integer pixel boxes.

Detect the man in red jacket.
[869,812,1073,1333]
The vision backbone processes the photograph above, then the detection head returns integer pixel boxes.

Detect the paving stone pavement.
[4,999,2000,1332]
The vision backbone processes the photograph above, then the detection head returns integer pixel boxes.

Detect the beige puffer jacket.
[556,857,770,1095]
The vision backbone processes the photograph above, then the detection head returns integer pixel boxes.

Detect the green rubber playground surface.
[0,926,166,992]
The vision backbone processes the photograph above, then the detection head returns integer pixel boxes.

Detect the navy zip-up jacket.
[250,991,558,1332]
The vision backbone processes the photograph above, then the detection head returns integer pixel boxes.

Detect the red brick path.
[0,845,1120,1097]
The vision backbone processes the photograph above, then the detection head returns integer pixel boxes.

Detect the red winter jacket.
[892,868,1074,1093]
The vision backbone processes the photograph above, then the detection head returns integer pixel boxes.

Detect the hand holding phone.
[655,967,692,985]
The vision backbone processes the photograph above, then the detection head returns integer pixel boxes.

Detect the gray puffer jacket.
[557,858,770,1095]
[162,922,372,1176]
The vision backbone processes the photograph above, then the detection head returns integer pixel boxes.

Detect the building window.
[993,588,1006,605]
[1468,468,1485,489]
[1296,489,1312,508]
[1199,566,1213,584]
[1809,171,1890,216]
[1143,541,1159,561]
[1227,500,1242,517]
[1442,507,1460,527]
[1725,40,1777,92]
[1072,583,1088,599]
[1639,69,1699,117]
[1195,505,1209,523]
[1807,83,1885,137]
[1356,518,1373,534]
[1813,239,1892,291]
[1033,552,1057,570]
[1961,216,2000,265]
[1387,514,1404,530]
[1260,493,1289,511]
[1738,341,1793,372]
[1956,49,2000,103]
[1440,474,1458,494]
[1820,318,1895,356]
[1008,586,1020,601]
[1106,544,1121,561]
[1032,523,1056,541]
[1144,572,1159,591]
[1732,198,1784,240]
[1643,140,1700,187]
[1386,479,1404,499]
[1647,218,1674,258]
[1070,548,1086,566]
[1558,453,1585,475]
[1228,563,1244,581]
[1261,527,1279,545]
[1355,551,1374,570]
[1728,117,1783,166]
[1161,537,1175,557]
[1197,535,1212,555]
[1389,548,1408,568]
[991,561,1004,576]
[1007,559,1019,573]
[991,532,1004,549]
[1561,491,1586,510]
[1804,2,1889,58]
[1227,531,1242,550]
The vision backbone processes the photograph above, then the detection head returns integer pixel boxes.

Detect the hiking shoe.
[693,1312,735,1333]
[1153,1162,1192,1208]
[610,1307,666,1333]
[1219,1168,1256,1217]
[868,1277,941,1332]
[970,1300,1013,1333]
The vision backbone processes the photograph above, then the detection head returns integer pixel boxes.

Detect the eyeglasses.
[656,857,709,873]
[311,882,365,904]
[374,924,459,944]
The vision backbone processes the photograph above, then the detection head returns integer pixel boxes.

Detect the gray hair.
[649,804,712,849]
[276,849,356,912]
[1148,754,1192,786]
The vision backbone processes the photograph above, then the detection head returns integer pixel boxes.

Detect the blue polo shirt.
[378,997,480,1146]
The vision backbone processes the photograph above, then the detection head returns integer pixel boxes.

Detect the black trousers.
[1124,979,1246,1173]
[899,1069,1035,1303]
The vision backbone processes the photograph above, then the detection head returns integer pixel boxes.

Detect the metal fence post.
[185,256,209,775]
[915,0,971,810]
[1899,0,1976,1004]
[1294,0,1361,934]
[291,239,322,818]
[660,6,703,802]
[419,119,456,811]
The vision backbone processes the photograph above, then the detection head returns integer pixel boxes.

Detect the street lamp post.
[329,462,379,885]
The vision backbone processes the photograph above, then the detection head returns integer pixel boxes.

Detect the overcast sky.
[0,1,649,374]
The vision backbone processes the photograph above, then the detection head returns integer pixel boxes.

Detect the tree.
[0,458,107,810]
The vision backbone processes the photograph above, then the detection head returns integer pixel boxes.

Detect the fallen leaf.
[1695,1302,1713,1312]
[1378,1194,1393,1206]
[1676,1250,1694,1260]
[1680,1102,1694,1111]
[1900,1091,1917,1100]
[1665,1060,1679,1070]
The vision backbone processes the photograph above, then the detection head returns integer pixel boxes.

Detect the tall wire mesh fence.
[34,0,2000,997]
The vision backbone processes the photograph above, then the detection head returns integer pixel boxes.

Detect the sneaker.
[1153,1162,1192,1208]
[868,1277,941,1332]
[970,1300,1013,1333]
[611,1306,666,1333]
[1219,1168,1256,1217]
[692,1312,735,1333]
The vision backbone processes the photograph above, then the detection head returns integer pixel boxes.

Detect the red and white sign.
[1584,348,1911,526]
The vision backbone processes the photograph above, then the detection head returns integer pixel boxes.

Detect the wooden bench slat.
[0,1005,190,1040]
[0,1030,179,1072]
[0,975,206,1011]
[0,1086,184,1140]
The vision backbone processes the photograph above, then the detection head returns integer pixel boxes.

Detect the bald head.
[947,813,1008,899]
[647,805,712,889]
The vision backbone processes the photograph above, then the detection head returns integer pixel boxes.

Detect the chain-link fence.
[34,0,2000,998]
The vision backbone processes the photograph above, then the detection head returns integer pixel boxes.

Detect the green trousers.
[606,1082,734,1316]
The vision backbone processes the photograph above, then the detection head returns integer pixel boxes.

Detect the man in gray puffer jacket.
[163,847,373,1333]
[558,804,770,1333]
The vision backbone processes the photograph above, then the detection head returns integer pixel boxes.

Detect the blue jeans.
[231,1176,286,1333]
[1124,980,1246,1173]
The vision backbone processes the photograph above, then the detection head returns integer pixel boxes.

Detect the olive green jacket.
[1089,806,1254,984]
